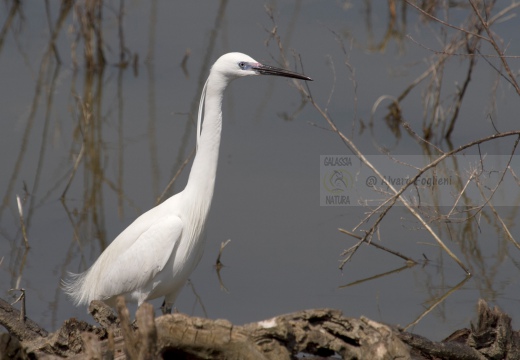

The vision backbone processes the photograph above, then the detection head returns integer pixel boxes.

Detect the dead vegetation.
[263,0,520,275]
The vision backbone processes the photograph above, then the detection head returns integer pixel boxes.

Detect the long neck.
[184,72,228,207]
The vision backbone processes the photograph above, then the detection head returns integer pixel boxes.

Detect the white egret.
[64,52,312,313]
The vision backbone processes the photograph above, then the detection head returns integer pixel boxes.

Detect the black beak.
[252,64,312,81]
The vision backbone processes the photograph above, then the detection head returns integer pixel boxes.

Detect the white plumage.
[64,52,311,312]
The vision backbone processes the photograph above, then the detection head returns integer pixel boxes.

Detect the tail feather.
[62,271,89,306]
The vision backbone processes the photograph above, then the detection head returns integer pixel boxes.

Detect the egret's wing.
[97,215,183,299]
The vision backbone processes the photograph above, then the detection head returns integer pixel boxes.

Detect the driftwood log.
[0,298,518,359]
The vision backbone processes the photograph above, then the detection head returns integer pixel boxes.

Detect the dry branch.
[468,0,520,96]
[400,300,520,360]
[265,16,495,275]
[0,298,48,342]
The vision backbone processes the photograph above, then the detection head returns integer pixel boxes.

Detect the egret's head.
[211,52,312,81]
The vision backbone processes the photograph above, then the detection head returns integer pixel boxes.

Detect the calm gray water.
[1,1,519,341]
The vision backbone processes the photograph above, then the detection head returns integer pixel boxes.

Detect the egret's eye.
[238,62,246,69]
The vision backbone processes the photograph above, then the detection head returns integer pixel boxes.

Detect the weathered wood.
[153,308,411,360]
[398,299,520,360]
[116,298,137,359]
[134,303,157,360]
[116,298,156,360]
[468,299,520,360]
[399,331,486,360]
[0,297,48,341]
[26,317,101,357]
[2,297,520,359]
[88,300,119,330]
[155,313,272,360]
[0,333,29,360]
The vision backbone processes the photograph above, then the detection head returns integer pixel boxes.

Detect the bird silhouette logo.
[322,169,352,194]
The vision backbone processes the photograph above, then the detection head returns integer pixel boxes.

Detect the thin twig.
[215,239,231,293]
[403,275,470,331]
[404,0,489,42]
[338,228,416,264]
[9,288,26,322]
[476,179,518,249]
[447,168,479,218]
[468,0,520,96]
[16,195,29,249]
[186,280,208,318]
[156,147,196,205]
[215,239,231,270]
[338,264,413,289]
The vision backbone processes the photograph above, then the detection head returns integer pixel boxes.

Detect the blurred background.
[1,0,520,341]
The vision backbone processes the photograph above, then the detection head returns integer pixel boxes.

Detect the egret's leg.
[160,291,179,314]
[160,299,173,314]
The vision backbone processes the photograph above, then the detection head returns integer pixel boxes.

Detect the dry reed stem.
[468,0,520,96]
[156,147,196,205]
[403,275,470,331]
[338,228,416,264]
[266,14,470,274]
